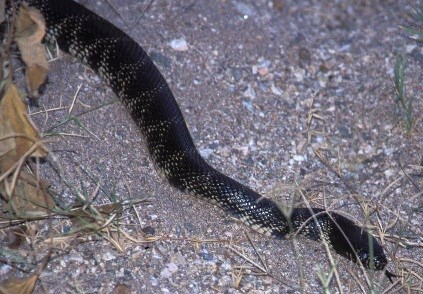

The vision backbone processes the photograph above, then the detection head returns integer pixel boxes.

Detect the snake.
[5,0,394,281]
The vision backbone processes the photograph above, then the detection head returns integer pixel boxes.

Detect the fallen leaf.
[1,169,54,218]
[0,83,55,218]
[0,83,47,171]
[0,273,39,294]
[113,283,132,294]
[14,4,48,97]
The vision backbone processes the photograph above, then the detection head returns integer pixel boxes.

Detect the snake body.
[7,0,392,279]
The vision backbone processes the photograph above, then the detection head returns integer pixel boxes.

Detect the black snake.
[5,0,394,281]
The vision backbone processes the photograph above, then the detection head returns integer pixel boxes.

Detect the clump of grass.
[401,0,423,41]
[393,53,416,136]
[392,0,423,135]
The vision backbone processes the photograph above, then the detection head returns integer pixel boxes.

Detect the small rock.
[242,99,254,112]
[243,85,256,100]
[384,169,395,178]
[256,59,271,76]
[258,67,269,75]
[224,231,233,238]
[384,147,394,157]
[364,144,374,154]
[103,251,116,261]
[200,148,214,159]
[219,147,230,157]
[160,262,179,278]
[116,267,125,278]
[270,83,282,95]
[199,250,214,261]
[68,252,83,263]
[233,2,255,17]
[167,262,178,273]
[293,155,306,162]
[169,38,188,51]
[150,277,158,286]
[235,146,249,156]
[208,142,219,149]
[160,268,172,278]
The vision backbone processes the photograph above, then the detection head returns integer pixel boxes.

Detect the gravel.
[1,0,422,293]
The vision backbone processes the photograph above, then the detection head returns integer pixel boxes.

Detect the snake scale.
[6,0,394,281]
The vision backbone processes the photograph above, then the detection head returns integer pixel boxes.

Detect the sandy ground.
[1,0,422,293]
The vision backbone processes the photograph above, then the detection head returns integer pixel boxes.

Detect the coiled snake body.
[7,0,393,280]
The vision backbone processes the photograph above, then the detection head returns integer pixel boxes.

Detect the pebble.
[219,147,230,157]
[200,148,214,159]
[102,251,116,261]
[233,2,255,17]
[258,66,269,76]
[384,147,394,156]
[293,155,306,162]
[270,83,282,95]
[363,144,374,154]
[68,252,83,263]
[242,99,254,112]
[150,277,158,286]
[258,59,271,75]
[243,85,256,100]
[199,249,214,261]
[169,38,188,51]
[384,169,395,178]
[224,231,233,238]
[160,262,179,278]
[0,264,12,275]
[116,267,125,278]
[160,268,172,278]
[411,218,421,226]
[221,261,232,270]
[235,146,249,156]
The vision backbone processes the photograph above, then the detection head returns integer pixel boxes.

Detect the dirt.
[1,0,422,293]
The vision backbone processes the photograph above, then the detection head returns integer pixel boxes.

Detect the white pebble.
[293,155,306,162]
[169,38,188,51]
[102,251,116,261]
[200,148,214,159]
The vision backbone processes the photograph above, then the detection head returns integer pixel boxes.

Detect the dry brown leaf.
[0,169,54,218]
[0,83,47,170]
[0,273,39,294]
[0,84,53,219]
[15,4,48,97]
[113,283,132,294]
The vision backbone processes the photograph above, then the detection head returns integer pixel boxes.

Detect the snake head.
[355,248,400,283]
[355,247,387,270]
[292,208,391,274]
[323,213,389,271]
